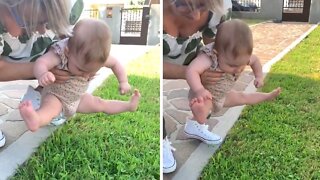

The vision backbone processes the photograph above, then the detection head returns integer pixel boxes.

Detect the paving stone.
[170,98,190,111]
[165,109,190,125]
[163,98,171,108]
[163,80,189,91]
[0,121,28,151]
[0,98,20,109]
[6,110,23,121]
[211,107,229,117]
[167,89,189,100]
[163,140,200,180]
[0,104,8,116]
[164,114,178,137]
[238,72,254,84]
[163,90,170,96]
[251,22,312,66]
[0,84,29,91]
[2,90,25,99]
[176,119,219,140]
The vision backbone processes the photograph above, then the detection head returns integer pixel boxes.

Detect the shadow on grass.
[202,73,320,179]
[13,75,160,179]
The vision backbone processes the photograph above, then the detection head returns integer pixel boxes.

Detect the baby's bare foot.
[267,87,281,101]
[19,101,40,132]
[129,89,141,111]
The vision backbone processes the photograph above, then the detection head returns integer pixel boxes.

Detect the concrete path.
[163,22,317,180]
[0,44,152,179]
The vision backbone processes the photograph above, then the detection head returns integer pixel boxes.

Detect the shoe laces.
[199,124,209,131]
[163,137,176,152]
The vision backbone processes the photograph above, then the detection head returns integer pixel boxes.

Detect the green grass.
[201,27,320,179]
[13,47,160,179]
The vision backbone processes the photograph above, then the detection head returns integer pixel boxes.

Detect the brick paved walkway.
[163,22,314,179]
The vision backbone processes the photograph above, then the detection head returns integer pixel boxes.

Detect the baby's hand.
[254,76,264,88]
[191,88,212,105]
[39,72,55,86]
[119,82,131,95]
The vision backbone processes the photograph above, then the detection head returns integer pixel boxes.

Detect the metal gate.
[282,0,311,22]
[120,7,150,45]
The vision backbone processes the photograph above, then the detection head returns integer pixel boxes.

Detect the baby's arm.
[249,55,264,88]
[186,53,213,102]
[104,55,131,95]
[34,50,60,86]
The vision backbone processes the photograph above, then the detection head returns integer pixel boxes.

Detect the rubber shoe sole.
[184,130,222,145]
[163,159,176,174]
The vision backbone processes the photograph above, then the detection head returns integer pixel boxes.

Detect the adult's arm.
[0,58,34,81]
[163,61,187,80]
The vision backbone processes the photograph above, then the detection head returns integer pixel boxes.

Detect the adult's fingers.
[51,68,71,83]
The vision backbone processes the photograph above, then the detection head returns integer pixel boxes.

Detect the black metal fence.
[232,0,261,12]
[120,8,143,36]
[283,0,304,13]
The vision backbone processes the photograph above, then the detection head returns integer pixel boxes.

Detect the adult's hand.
[50,67,71,83]
[200,69,224,86]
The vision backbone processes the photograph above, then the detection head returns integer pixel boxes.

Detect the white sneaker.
[163,137,176,174]
[0,130,6,148]
[184,118,222,145]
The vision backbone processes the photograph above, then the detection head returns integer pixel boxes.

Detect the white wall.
[309,0,320,24]
[104,7,122,44]
[233,0,283,21]
[147,4,160,45]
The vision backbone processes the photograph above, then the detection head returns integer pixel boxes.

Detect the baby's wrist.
[194,87,206,94]
[255,75,263,79]
[38,71,48,79]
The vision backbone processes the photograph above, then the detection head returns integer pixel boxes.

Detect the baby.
[185,19,281,144]
[19,19,140,132]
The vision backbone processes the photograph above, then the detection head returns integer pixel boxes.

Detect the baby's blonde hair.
[68,19,111,65]
[215,19,253,58]
[0,0,71,36]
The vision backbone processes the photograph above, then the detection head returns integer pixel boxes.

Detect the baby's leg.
[223,87,281,107]
[190,98,213,124]
[19,94,62,132]
[185,95,222,145]
[77,89,141,114]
